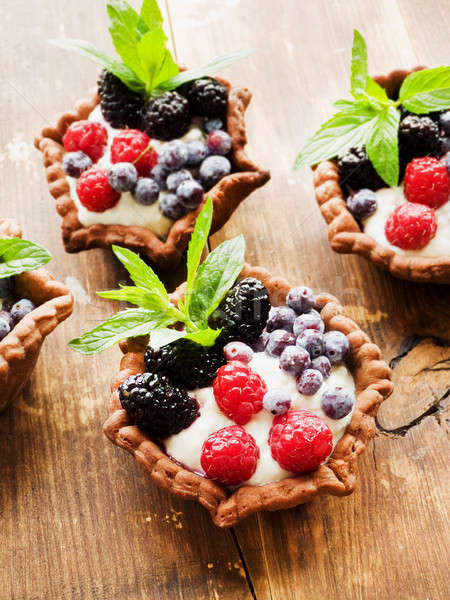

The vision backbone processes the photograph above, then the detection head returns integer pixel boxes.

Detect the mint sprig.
[0,238,51,279]
[50,0,253,100]
[68,198,246,355]
[295,30,450,187]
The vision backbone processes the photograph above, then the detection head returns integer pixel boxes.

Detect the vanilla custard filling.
[66,105,206,238]
[165,352,355,486]
[363,185,450,257]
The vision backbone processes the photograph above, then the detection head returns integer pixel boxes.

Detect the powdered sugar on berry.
[165,352,355,486]
[363,185,450,257]
[66,105,205,238]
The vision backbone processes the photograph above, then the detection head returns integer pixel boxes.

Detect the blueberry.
[321,386,354,419]
[253,330,269,352]
[0,316,11,341]
[10,298,35,324]
[199,155,231,189]
[297,369,323,396]
[0,310,12,328]
[439,111,450,135]
[263,389,291,415]
[177,179,204,210]
[0,277,14,298]
[150,163,169,189]
[266,306,296,333]
[279,345,311,376]
[296,329,324,359]
[346,189,377,220]
[158,140,188,171]
[441,138,450,156]
[207,130,232,156]
[186,140,208,166]
[265,329,296,357]
[107,162,138,192]
[223,341,253,363]
[159,193,187,221]
[286,286,315,314]
[132,177,160,205]
[310,355,332,378]
[166,169,193,193]
[62,151,92,178]
[293,309,324,336]
[323,331,350,364]
[205,118,224,133]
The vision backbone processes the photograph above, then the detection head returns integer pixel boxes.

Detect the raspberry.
[213,361,266,425]
[63,120,108,163]
[404,157,450,208]
[76,169,120,212]
[201,426,259,486]
[385,203,437,250]
[110,130,158,176]
[269,410,332,473]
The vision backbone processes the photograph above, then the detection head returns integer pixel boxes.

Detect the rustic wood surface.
[0,1,449,599]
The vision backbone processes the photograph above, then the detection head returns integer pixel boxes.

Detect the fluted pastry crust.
[104,264,393,527]
[0,219,73,411]
[35,78,270,270]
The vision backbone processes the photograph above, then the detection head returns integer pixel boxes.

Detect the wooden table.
[1,1,449,598]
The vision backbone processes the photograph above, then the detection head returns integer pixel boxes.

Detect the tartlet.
[313,68,450,284]
[35,77,269,270]
[0,219,73,412]
[104,264,392,527]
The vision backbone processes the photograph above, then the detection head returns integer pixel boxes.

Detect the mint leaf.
[351,30,368,98]
[184,198,213,316]
[111,245,168,302]
[152,49,255,95]
[49,39,145,93]
[0,239,51,279]
[366,106,400,187]
[137,28,178,93]
[294,103,378,169]
[400,66,450,113]
[150,327,186,348]
[365,77,389,103]
[106,0,148,82]
[185,327,222,346]
[188,235,245,327]
[138,0,164,34]
[97,286,179,316]
[68,308,167,355]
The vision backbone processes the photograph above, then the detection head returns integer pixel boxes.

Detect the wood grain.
[0,0,448,599]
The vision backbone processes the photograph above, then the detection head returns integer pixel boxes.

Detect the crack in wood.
[376,391,449,436]
[230,528,258,600]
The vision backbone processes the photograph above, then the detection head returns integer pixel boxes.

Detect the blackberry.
[210,278,270,347]
[180,77,228,118]
[399,115,441,164]
[119,372,198,439]
[98,70,144,129]
[145,339,225,390]
[142,92,191,141]
[337,145,385,191]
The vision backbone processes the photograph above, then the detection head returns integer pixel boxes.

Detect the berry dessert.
[35,0,269,270]
[296,30,450,283]
[70,201,392,526]
[0,219,73,412]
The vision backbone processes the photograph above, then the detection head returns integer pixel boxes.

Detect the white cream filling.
[363,185,450,257]
[165,352,355,487]
[66,105,205,238]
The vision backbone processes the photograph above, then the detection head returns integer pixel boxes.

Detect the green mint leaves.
[295,30,450,187]
[0,238,51,279]
[69,198,246,355]
[51,0,252,99]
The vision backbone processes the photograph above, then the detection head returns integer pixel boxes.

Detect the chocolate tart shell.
[0,219,74,412]
[103,264,393,527]
[35,77,270,270]
[313,68,450,284]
